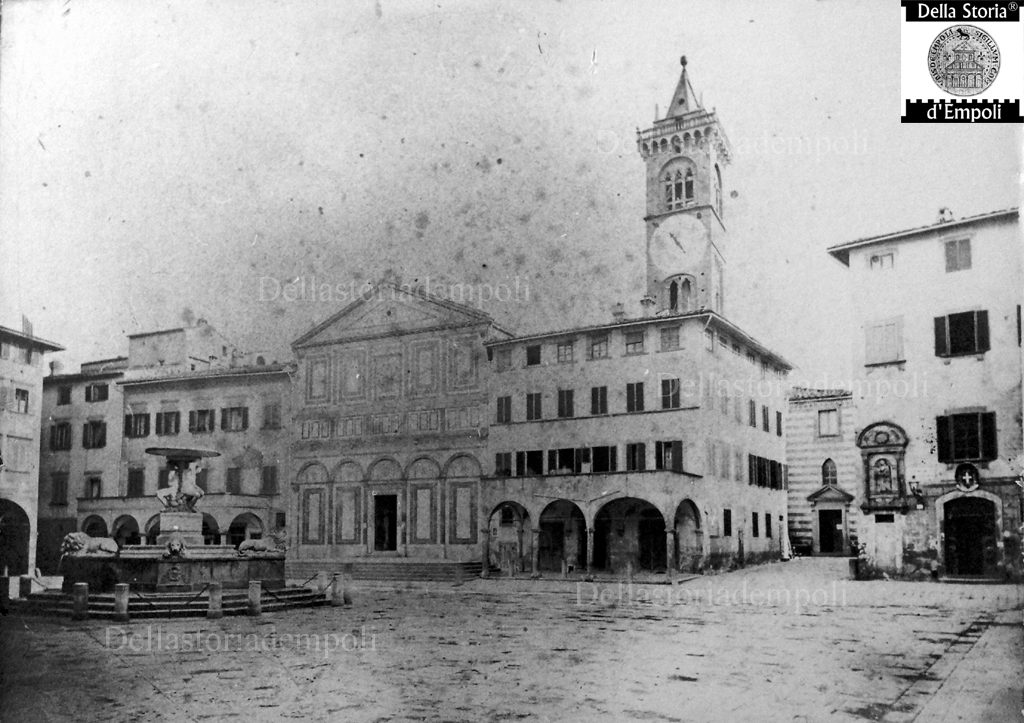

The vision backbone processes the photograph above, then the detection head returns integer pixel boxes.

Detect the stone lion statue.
[60,531,119,557]
[237,531,287,557]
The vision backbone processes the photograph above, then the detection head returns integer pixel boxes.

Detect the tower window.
[663,164,696,210]
[684,169,694,200]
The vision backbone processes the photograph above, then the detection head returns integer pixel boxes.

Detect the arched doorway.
[593,497,666,572]
[538,500,586,573]
[488,502,530,573]
[202,514,220,545]
[674,500,702,572]
[0,499,31,575]
[944,496,998,576]
[81,515,108,538]
[112,515,141,546]
[228,513,263,547]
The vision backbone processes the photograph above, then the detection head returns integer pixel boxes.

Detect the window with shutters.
[50,422,72,451]
[865,317,904,365]
[226,467,242,494]
[189,409,215,433]
[495,396,512,424]
[222,407,249,432]
[155,411,180,436]
[934,310,989,357]
[944,239,971,272]
[557,389,574,418]
[655,440,683,472]
[57,386,72,405]
[124,413,150,438]
[86,476,102,499]
[591,445,617,473]
[127,468,145,497]
[661,377,681,409]
[262,402,282,429]
[495,452,513,477]
[84,383,109,402]
[625,443,646,471]
[765,513,772,539]
[624,331,645,355]
[588,335,609,360]
[547,448,580,474]
[936,412,997,462]
[722,509,732,537]
[50,474,68,505]
[748,399,757,427]
[761,405,770,432]
[526,393,542,421]
[776,411,783,437]
[751,512,759,537]
[626,382,645,412]
[261,465,279,494]
[556,341,574,363]
[591,386,608,415]
[82,420,107,448]
[525,345,541,366]
[515,450,544,476]
[14,388,29,414]
[660,326,681,351]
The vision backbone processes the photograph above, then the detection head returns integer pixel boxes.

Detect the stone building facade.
[785,388,860,556]
[0,325,62,575]
[483,58,790,576]
[827,207,1022,579]
[288,284,509,576]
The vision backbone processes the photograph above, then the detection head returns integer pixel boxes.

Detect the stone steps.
[287,560,488,582]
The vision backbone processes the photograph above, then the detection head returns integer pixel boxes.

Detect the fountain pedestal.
[156,511,205,547]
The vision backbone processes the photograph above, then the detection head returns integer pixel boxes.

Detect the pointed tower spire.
[665,55,702,119]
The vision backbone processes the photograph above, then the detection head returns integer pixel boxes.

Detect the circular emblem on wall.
[928,25,1000,96]
[954,463,980,492]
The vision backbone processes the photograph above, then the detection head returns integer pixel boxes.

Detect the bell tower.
[637,56,731,315]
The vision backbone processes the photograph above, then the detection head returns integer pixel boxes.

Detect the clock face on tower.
[649,213,706,281]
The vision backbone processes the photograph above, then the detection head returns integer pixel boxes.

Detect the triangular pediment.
[807,484,856,504]
[292,283,494,348]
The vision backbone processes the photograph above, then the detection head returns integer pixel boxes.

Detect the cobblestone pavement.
[1,558,1021,722]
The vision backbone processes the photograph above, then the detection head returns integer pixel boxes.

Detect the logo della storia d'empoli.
[927,24,1000,96]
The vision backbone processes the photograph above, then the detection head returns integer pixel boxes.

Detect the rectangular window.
[934,311,989,357]
[734,449,744,482]
[591,445,617,473]
[547,448,579,475]
[158,469,170,490]
[155,411,181,436]
[496,395,512,424]
[14,388,29,414]
[625,442,646,472]
[748,399,757,428]
[751,512,759,537]
[526,393,542,421]
[85,383,109,402]
[765,512,772,539]
[591,386,608,415]
[495,452,513,477]
[221,407,249,432]
[525,344,541,366]
[817,409,840,437]
[226,467,242,494]
[723,509,732,537]
[495,348,512,372]
[776,411,783,437]
[944,239,971,272]
[624,331,645,354]
[556,341,574,363]
[515,450,544,476]
[262,403,282,429]
[936,412,997,462]
[626,382,645,413]
[655,440,683,472]
[761,405,769,432]
[124,412,150,438]
[195,468,209,492]
[51,474,68,505]
[127,468,145,498]
[661,377,681,409]
[82,421,107,449]
[869,252,894,270]
[86,476,102,499]
[588,335,609,360]
[557,389,574,418]
[189,409,216,433]
[261,466,279,495]
[57,386,72,405]
[660,326,680,351]
[50,422,72,451]
[865,317,904,365]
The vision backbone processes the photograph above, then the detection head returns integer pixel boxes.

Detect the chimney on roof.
[612,302,626,322]
[938,207,954,223]
[49,360,63,376]
[640,295,656,318]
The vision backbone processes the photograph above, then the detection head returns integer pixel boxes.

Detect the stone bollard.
[316,570,329,593]
[113,583,130,623]
[626,560,634,585]
[71,582,89,621]
[207,582,223,619]
[247,580,261,616]
[561,559,568,579]
[19,576,33,599]
[330,573,345,607]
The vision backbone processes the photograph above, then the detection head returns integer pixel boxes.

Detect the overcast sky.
[2,0,1020,385]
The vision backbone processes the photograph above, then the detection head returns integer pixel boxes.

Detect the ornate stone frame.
[856,421,910,513]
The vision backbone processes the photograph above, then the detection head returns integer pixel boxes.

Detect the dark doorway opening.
[0,499,30,575]
[818,509,844,554]
[374,495,398,552]
[944,496,997,576]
